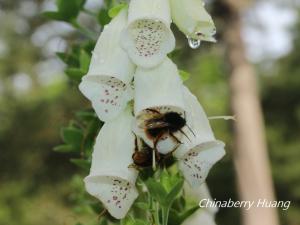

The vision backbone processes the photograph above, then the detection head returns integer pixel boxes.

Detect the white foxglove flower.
[133,58,185,155]
[184,182,218,214]
[182,208,218,225]
[121,0,175,68]
[182,182,218,225]
[79,9,135,122]
[84,108,138,219]
[174,87,225,187]
[169,0,216,42]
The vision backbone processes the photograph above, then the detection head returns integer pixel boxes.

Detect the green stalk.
[71,21,97,40]
[161,207,170,225]
[150,196,161,225]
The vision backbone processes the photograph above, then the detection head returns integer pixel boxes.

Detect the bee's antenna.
[183,111,196,137]
[186,124,196,137]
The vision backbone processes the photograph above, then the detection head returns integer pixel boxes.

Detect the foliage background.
[0,0,299,225]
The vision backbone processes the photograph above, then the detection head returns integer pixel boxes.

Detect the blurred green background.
[0,0,299,225]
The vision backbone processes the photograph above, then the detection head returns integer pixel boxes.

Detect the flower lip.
[79,75,133,122]
[84,174,138,220]
[177,140,225,187]
[121,0,175,68]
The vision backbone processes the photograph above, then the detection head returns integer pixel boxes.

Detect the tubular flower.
[169,0,216,42]
[79,9,135,122]
[133,58,185,155]
[84,108,139,219]
[174,87,225,187]
[121,0,175,68]
[182,183,218,225]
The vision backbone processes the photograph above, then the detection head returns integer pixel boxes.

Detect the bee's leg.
[134,135,138,152]
[128,163,141,171]
[146,108,161,115]
[169,132,183,144]
[178,129,192,142]
[152,131,165,165]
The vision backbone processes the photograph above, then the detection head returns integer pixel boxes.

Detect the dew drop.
[187,37,201,49]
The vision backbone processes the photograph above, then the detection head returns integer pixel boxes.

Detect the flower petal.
[178,141,225,187]
[182,210,218,225]
[134,58,185,117]
[169,0,216,42]
[84,108,138,219]
[133,58,185,154]
[174,87,225,187]
[183,182,218,215]
[121,0,175,68]
[79,9,135,122]
[80,76,133,122]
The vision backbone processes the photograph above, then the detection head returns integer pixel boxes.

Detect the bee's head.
[164,112,186,128]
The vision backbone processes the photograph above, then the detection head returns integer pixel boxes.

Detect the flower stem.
[71,21,97,40]
[150,196,160,225]
[161,207,170,225]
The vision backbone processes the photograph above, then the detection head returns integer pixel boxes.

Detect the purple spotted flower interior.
[179,148,212,186]
[130,19,167,58]
[95,76,128,116]
[89,176,138,219]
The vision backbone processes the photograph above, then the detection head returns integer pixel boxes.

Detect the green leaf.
[165,179,184,206]
[168,206,199,225]
[42,11,63,20]
[75,110,97,122]
[98,8,111,26]
[134,202,149,211]
[79,50,91,73]
[61,127,84,148]
[56,52,79,66]
[179,70,191,82]
[65,68,85,81]
[178,206,199,223]
[134,219,149,225]
[53,144,77,153]
[70,158,91,171]
[108,3,128,18]
[145,178,167,206]
[56,0,86,21]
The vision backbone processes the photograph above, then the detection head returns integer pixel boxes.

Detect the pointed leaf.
[179,70,190,82]
[61,127,84,148]
[53,144,78,153]
[108,3,128,18]
[79,50,91,73]
[145,178,167,206]
[70,158,91,171]
[165,179,184,206]
[65,68,85,81]
[98,8,111,26]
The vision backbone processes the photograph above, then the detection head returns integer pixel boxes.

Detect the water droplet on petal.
[187,38,201,49]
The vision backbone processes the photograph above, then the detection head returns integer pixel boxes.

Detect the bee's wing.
[139,120,170,129]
